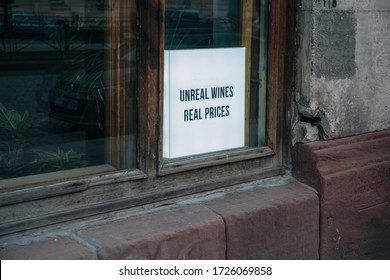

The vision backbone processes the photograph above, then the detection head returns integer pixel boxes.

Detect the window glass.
[165,0,239,50]
[163,0,268,159]
[50,0,66,4]
[0,0,137,181]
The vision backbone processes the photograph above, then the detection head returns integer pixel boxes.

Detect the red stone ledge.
[292,129,390,259]
[205,181,319,259]
[0,178,319,260]
[80,205,226,260]
[0,236,95,260]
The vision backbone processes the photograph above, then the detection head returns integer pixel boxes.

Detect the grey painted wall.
[293,0,390,143]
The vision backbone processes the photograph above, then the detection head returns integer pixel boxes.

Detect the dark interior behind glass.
[0,0,136,180]
[165,0,239,50]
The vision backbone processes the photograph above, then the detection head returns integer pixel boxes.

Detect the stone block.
[80,205,225,259]
[205,181,319,260]
[292,129,390,259]
[0,236,95,260]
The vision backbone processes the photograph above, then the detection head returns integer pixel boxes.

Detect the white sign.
[163,47,246,159]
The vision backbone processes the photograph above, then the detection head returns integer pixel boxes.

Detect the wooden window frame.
[0,0,294,236]
[158,0,274,175]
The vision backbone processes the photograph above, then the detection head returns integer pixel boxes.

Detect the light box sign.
[163,47,246,159]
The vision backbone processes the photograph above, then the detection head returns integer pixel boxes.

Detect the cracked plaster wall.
[293,0,390,144]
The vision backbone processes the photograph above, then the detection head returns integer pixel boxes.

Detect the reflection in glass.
[165,0,239,50]
[0,0,137,180]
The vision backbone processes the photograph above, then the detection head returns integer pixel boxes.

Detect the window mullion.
[138,0,161,175]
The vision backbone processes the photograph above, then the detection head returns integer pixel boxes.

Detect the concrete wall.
[293,0,390,143]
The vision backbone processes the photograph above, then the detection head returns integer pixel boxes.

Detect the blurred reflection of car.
[48,51,135,131]
[8,11,56,35]
[49,55,105,130]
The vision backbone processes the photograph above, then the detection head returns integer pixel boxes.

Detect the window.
[162,0,268,163]
[0,0,137,183]
[0,0,291,236]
